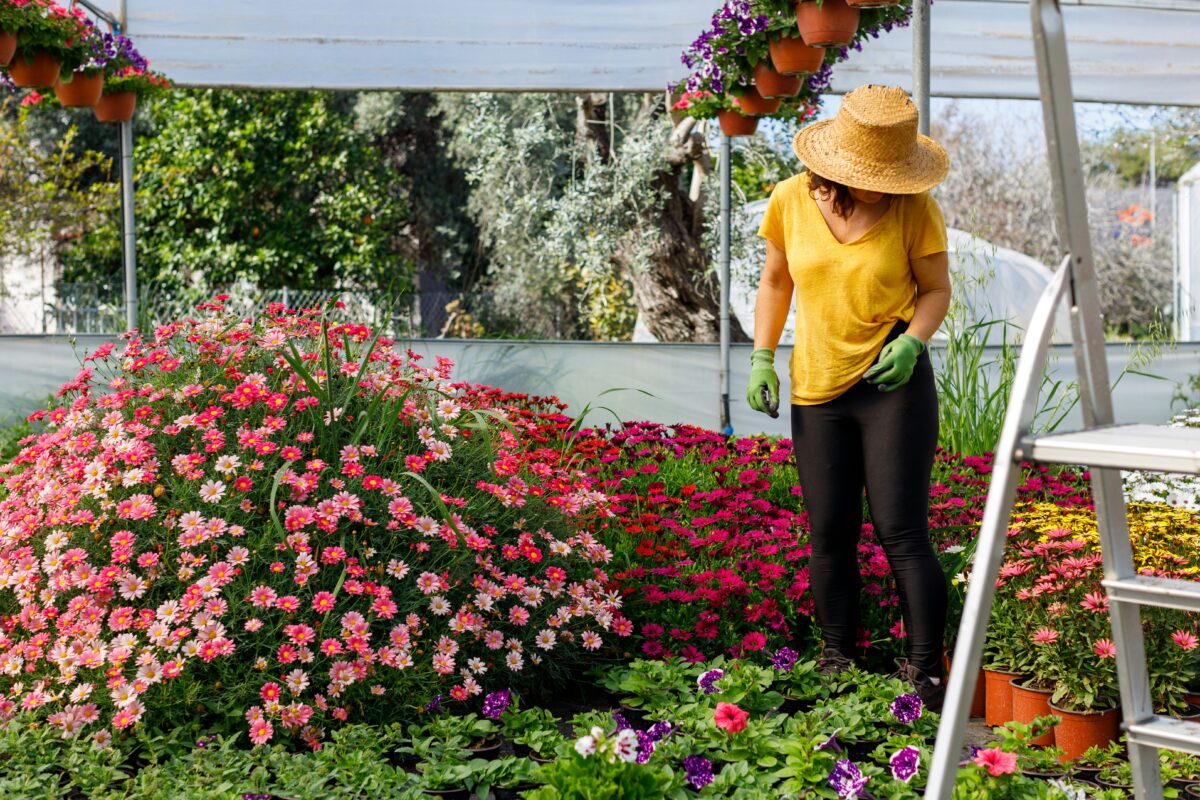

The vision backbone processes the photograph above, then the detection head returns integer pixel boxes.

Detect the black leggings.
[790,320,946,675]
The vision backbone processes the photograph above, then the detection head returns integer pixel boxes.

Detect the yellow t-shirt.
[758,173,948,405]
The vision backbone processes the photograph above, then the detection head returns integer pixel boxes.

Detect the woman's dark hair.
[807,171,856,219]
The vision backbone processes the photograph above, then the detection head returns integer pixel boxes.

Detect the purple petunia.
[697,668,724,695]
[829,760,869,799]
[683,755,715,789]
[635,729,655,764]
[890,693,924,724]
[481,690,511,720]
[814,728,843,754]
[890,745,921,783]
[646,721,674,742]
[424,694,442,714]
[612,710,633,732]
[770,647,799,672]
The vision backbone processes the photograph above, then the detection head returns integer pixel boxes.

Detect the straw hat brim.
[792,119,950,195]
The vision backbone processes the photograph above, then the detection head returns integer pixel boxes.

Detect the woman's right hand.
[747,348,780,417]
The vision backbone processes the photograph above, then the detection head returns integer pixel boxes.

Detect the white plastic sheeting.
[0,336,1193,436]
[1177,162,1200,341]
[109,0,1200,104]
[635,200,1073,346]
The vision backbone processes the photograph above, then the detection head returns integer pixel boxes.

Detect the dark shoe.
[818,647,855,677]
[893,659,945,713]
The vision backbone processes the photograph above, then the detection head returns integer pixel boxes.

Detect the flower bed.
[0,303,628,748]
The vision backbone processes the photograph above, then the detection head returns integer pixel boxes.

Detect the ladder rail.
[924,260,1071,800]
[1031,1,1161,796]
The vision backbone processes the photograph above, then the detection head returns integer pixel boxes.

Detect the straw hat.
[792,85,949,194]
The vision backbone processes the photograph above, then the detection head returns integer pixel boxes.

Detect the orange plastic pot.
[943,652,986,718]
[732,86,781,116]
[94,91,138,123]
[9,51,62,89]
[55,71,105,107]
[1049,701,1120,761]
[0,29,16,67]
[795,0,860,48]
[753,62,802,99]
[717,109,759,137]
[767,36,826,76]
[1010,677,1056,746]
[983,668,1020,727]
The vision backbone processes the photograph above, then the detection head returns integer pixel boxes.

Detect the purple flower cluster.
[683,755,715,789]
[634,720,674,763]
[770,646,799,671]
[890,693,924,724]
[679,0,768,94]
[890,745,921,783]
[103,32,148,73]
[697,668,724,694]
[829,759,869,799]
[481,690,511,720]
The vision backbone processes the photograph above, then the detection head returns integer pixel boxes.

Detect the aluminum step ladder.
[923,1,1200,798]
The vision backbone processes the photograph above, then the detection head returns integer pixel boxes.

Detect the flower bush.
[3,0,86,62]
[591,421,1091,669]
[0,302,629,748]
[990,502,1200,713]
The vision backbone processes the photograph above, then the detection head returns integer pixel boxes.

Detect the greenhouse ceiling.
[105,0,1200,105]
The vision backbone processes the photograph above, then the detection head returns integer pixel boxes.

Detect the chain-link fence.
[30,283,480,338]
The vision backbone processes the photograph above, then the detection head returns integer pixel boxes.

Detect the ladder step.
[1103,575,1200,613]
[1126,716,1200,756]
[1017,424,1200,473]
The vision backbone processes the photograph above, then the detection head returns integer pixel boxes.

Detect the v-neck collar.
[809,188,895,246]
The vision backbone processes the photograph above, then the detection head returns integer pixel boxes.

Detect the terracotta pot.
[733,86,782,116]
[943,652,986,718]
[753,62,802,99]
[768,36,826,76]
[8,51,62,89]
[1010,677,1056,746]
[983,668,1020,727]
[717,109,759,137]
[54,71,105,107]
[1048,701,1120,761]
[795,0,861,48]
[0,29,16,68]
[93,91,138,123]
[1185,691,1200,708]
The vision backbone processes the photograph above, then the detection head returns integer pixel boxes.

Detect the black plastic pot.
[1022,769,1068,781]
[1184,783,1200,799]
[465,740,503,762]
[422,789,470,800]
[494,785,538,800]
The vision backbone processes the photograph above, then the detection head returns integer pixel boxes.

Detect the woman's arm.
[754,240,795,350]
[905,250,951,344]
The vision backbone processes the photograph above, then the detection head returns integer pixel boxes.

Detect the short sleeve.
[907,192,948,259]
[758,183,787,251]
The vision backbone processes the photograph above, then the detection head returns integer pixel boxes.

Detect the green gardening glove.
[747,348,780,418]
[864,334,924,392]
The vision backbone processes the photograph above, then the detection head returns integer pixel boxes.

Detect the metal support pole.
[912,0,931,136]
[719,134,732,436]
[120,119,138,331]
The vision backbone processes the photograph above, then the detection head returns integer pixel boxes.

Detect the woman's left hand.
[864,334,924,392]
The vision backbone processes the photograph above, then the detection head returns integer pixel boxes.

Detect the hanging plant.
[92,32,170,123]
[794,0,861,48]
[753,61,802,98]
[3,0,87,88]
[54,15,108,107]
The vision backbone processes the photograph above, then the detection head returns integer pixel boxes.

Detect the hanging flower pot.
[983,668,1020,727]
[8,51,62,89]
[795,0,861,48]
[1049,701,1120,761]
[0,30,16,68]
[767,36,826,76]
[93,91,138,123]
[717,109,759,137]
[753,62,802,100]
[732,86,781,117]
[1010,677,1055,746]
[54,71,105,108]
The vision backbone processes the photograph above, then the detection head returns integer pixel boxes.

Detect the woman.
[746,85,952,710]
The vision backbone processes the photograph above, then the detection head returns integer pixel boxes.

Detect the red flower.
[714,702,748,733]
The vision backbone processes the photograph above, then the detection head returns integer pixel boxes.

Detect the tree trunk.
[620,97,749,343]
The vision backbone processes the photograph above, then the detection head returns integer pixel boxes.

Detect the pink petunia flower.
[714,702,749,734]
[973,747,1017,777]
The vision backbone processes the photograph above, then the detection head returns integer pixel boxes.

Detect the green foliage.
[0,99,117,263]
[111,89,410,292]
[1083,109,1200,186]
[525,751,678,800]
